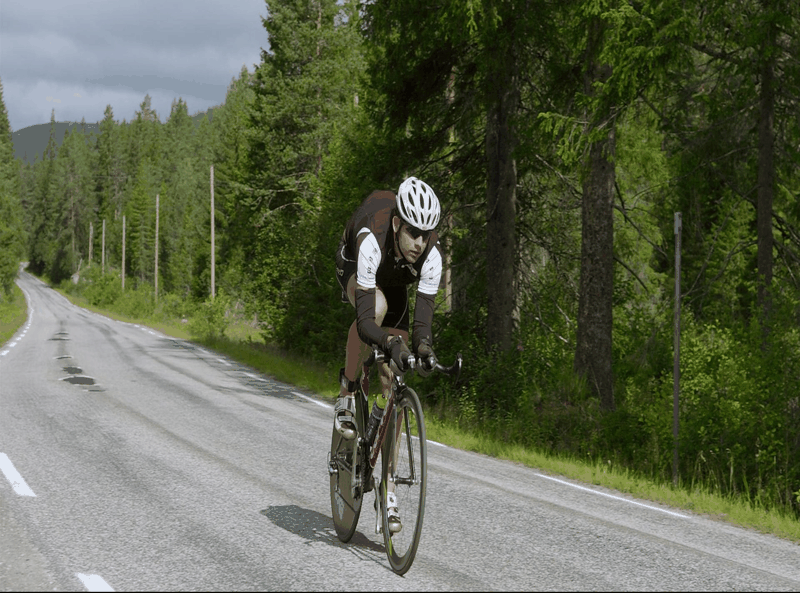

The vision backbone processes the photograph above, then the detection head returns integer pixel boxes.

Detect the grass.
[0,284,27,346]
[15,279,800,544]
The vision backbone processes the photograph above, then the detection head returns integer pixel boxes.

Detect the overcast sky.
[0,0,269,131]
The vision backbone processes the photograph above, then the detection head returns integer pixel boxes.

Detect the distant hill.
[11,108,216,165]
[11,122,99,164]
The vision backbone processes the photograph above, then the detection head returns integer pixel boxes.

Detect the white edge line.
[75,573,114,592]
[291,391,332,409]
[534,472,690,518]
[0,453,36,497]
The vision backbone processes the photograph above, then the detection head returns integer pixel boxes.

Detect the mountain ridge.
[11,108,216,164]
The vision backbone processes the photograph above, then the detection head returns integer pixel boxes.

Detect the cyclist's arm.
[412,244,442,352]
[355,287,387,349]
[353,230,390,350]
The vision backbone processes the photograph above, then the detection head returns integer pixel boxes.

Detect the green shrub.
[189,292,232,339]
[80,267,122,308]
[116,282,155,319]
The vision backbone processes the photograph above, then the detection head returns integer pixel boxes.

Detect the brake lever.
[435,353,462,382]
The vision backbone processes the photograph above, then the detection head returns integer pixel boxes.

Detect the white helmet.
[396,177,440,231]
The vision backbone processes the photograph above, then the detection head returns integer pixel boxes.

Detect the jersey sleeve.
[417,245,442,296]
[355,229,381,289]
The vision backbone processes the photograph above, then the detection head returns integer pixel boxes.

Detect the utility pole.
[210,165,215,300]
[102,219,106,275]
[154,194,159,304]
[673,212,682,486]
[122,214,126,291]
[89,222,93,266]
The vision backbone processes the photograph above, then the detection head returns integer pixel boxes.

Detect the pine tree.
[237,0,366,335]
[0,78,25,298]
[26,110,60,277]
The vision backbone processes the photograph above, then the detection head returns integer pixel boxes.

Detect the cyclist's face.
[393,216,430,264]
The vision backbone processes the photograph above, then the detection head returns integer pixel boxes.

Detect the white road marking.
[75,573,114,592]
[245,372,266,382]
[292,391,332,409]
[534,472,690,518]
[217,358,231,366]
[0,453,36,497]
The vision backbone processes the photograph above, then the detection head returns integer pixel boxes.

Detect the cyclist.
[334,176,442,533]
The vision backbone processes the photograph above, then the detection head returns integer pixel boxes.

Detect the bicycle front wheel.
[380,387,427,575]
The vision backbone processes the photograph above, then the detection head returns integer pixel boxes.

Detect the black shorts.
[335,238,409,332]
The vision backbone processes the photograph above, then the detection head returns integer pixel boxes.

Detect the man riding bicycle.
[334,176,442,533]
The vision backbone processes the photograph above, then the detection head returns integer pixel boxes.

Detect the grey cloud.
[0,0,267,130]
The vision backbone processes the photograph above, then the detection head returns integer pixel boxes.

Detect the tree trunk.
[756,10,775,343]
[575,130,616,411]
[574,21,615,411]
[485,40,518,354]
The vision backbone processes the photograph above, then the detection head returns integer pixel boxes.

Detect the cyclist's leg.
[341,274,389,392]
[377,286,410,530]
[336,273,389,436]
[377,284,410,396]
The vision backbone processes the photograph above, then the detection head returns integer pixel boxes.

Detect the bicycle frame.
[368,375,400,469]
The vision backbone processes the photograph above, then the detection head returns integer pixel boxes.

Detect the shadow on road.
[261,504,384,559]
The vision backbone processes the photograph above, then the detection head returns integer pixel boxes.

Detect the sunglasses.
[404,224,432,242]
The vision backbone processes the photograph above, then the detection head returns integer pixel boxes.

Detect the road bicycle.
[328,348,462,575]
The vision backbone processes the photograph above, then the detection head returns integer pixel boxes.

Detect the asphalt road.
[1,271,799,591]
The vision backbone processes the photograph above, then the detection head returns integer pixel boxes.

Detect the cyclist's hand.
[384,335,412,373]
[416,341,437,377]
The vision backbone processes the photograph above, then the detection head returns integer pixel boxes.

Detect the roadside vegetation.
[0,282,26,346]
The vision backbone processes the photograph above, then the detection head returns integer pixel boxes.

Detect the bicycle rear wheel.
[381,387,427,575]
[329,392,367,542]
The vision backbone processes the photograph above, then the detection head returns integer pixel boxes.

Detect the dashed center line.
[76,573,114,592]
[0,453,36,497]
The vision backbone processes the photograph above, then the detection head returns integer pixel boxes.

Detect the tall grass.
[0,283,27,345]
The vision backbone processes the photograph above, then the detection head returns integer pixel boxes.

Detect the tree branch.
[614,254,651,294]
[614,181,668,259]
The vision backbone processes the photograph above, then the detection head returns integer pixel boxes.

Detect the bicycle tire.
[380,386,427,575]
[329,390,368,542]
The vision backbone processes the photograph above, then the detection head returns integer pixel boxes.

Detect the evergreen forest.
[1,0,799,520]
